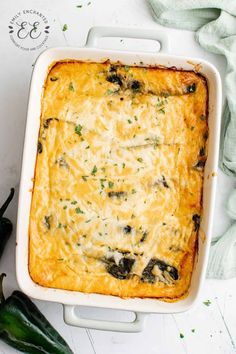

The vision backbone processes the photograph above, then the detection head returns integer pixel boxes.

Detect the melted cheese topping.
[29,61,208,299]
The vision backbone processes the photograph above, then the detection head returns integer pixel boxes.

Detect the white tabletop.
[1,0,236,353]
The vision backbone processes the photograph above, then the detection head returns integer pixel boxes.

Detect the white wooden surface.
[0,0,236,353]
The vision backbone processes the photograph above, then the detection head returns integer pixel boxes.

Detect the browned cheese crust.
[29,61,208,299]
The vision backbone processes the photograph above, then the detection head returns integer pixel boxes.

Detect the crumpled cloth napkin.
[148,0,236,279]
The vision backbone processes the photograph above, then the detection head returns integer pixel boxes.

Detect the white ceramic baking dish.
[16,26,222,332]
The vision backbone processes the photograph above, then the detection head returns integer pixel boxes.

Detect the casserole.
[30,60,208,299]
[16,27,222,332]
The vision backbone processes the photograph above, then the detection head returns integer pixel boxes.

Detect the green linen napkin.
[148,0,236,279]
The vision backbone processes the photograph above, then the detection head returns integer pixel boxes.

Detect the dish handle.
[63,305,146,332]
[85,26,170,53]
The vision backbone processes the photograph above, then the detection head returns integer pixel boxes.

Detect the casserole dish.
[16,26,222,332]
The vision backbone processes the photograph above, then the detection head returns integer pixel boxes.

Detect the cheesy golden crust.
[29,61,208,300]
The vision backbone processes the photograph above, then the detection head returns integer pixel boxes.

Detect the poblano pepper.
[0,188,14,259]
[0,274,74,354]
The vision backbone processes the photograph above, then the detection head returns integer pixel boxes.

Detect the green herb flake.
[44,215,51,230]
[200,114,206,121]
[179,333,184,339]
[108,181,114,189]
[124,65,130,72]
[85,145,90,149]
[106,89,114,95]
[85,219,91,223]
[158,108,165,114]
[131,189,136,194]
[131,214,135,219]
[76,4,82,8]
[100,179,106,190]
[57,222,62,229]
[63,205,67,210]
[122,163,125,168]
[191,329,195,333]
[69,82,75,91]
[127,119,132,124]
[137,157,143,163]
[153,137,160,149]
[62,24,68,32]
[203,300,211,307]
[71,200,77,205]
[91,165,97,176]
[82,175,88,181]
[191,126,195,131]
[134,115,138,121]
[57,258,64,261]
[75,207,84,214]
[75,124,82,136]
[87,1,91,5]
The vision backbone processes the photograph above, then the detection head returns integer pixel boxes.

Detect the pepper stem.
[0,188,14,219]
[0,273,6,304]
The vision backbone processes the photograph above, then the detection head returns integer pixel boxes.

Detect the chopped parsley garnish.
[91,165,97,175]
[158,108,165,114]
[44,216,51,230]
[82,175,88,181]
[87,1,91,5]
[137,157,143,163]
[131,189,136,194]
[124,65,130,72]
[108,181,114,189]
[100,179,106,189]
[62,24,68,32]
[71,200,77,205]
[75,124,82,135]
[191,126,195,131]
[57,222,62,228]
[85,145,90,149]
[76,4,82,7]
[203,300,211,306]
[134,115,138,121]
[122,163,125,168]
[127,119,132,124]
[75,207,84,214]
[191,329,195,333]
[179,333,184,339]
[85,219,91,223]
[153,137,160,149]
[69,82,75,91]
[106,89,114,95]
[63,205,67,210]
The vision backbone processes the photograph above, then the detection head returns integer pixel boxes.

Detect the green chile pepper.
[0,274,74,354]
[0,188,14,259]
